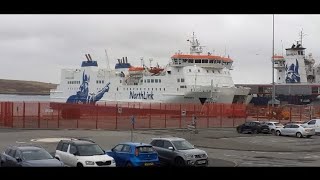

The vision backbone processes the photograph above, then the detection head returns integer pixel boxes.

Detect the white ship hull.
[50,34,251,105]
[50,67,251,104]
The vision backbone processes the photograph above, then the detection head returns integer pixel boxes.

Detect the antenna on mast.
[105,49,110,70]
[299,29,307,46]
[140,57,144,67]
[281,40,283,56]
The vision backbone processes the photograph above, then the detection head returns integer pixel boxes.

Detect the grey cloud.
[0,15,319,84]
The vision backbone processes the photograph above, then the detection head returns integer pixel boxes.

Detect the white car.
[302,119,320,134]
[55,139,116,167]
[275,123,315,138]
[265,121,284,134]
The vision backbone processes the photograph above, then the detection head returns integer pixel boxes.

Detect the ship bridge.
[170,32,233,69]
[171,54,233,69]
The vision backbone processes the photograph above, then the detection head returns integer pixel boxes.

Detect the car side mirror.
[103,150,106,154]
[111,148,114,152]
[168,147,174,151]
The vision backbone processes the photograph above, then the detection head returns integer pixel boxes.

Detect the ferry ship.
[50,33,252,105]
[236,31,320,105]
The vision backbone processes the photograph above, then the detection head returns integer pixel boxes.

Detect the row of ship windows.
[96,80,105,84]
[67,88,105,91]
[143,79,162,83]
[68,86,212,92]
[173,59,231,65]
[67,81,80,84]
[177,78,185,83]
[123,87,166,91]
[120,79,163,84]
[68,88,80,90]
[186,69,230,75]
[67,80,105,84]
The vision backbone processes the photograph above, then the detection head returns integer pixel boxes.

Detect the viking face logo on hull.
[285,59,300,83]
[66,71,110,104]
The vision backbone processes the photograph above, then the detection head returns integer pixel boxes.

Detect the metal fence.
[0,101,317,130]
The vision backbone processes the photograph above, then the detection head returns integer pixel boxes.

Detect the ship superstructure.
[50,33,252,105]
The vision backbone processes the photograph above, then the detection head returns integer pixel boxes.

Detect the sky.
[0,14,319,84]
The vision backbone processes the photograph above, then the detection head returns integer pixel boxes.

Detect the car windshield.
[138,146,154,153]
[22,149,53,161]
[171,140,194,150]
[274,123,283,126]
[77,144,104,156]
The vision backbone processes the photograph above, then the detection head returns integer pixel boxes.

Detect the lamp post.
[194,64,197,90]
[272,14,276,107]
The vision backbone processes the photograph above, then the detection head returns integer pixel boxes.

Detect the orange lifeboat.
[129,66,144,71]
[149,67,164,74]
[128,66,144,75]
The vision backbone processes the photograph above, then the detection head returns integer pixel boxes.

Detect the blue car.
[106,142,159,167]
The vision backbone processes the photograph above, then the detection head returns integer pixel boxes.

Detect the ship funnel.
[85,54,90,61]
[126,57,128,63]
[122,57,125,64]
[88,54,92,61]
[117,59,120,64]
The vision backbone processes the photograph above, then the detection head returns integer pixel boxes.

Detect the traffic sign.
[131,115,135,125]
[181,110,186,116]
[118,107,122,114]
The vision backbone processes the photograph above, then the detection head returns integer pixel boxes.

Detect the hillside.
[0,79,57,95]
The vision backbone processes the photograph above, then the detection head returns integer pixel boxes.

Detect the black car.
[0,145,64,167]
[236,121,270,134]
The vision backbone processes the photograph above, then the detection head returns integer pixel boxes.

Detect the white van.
[302,119,320,134]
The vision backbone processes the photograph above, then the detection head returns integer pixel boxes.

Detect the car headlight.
[85,161,95,165]
[112,159,115,164]
[185,154,194,159]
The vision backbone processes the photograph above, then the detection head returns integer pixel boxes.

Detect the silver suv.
[150,137,208,167]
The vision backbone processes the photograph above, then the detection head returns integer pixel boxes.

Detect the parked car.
[275,123,315,138]
[1,144,64,167]
[106,142,159,167]
[265,121,284,134]
[55,139,115,167]
[150,137,208,167]
[302,119,320,134]
[236,121,269,134]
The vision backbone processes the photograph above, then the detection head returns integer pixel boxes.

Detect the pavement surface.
[1,127,320,167]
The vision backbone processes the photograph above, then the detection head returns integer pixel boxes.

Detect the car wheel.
[252,129,258,134]
[296,132,302,138]
[306,135,312,138]
[271,129,275,134]
[126,162,133,167]
[237,128,242,133]
[174,157,185,167]
[276,130,281,136]
[77,163,84,167]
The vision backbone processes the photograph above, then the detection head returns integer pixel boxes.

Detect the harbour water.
[0,94,49,102]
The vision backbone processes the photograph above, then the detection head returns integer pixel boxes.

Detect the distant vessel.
[50,33,252,105]
[237,31,320,105]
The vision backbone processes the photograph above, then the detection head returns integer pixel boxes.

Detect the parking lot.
[1,127,320,166]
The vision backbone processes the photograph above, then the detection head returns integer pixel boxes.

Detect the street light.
[194,64,197,90]
[272,14,275,107]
